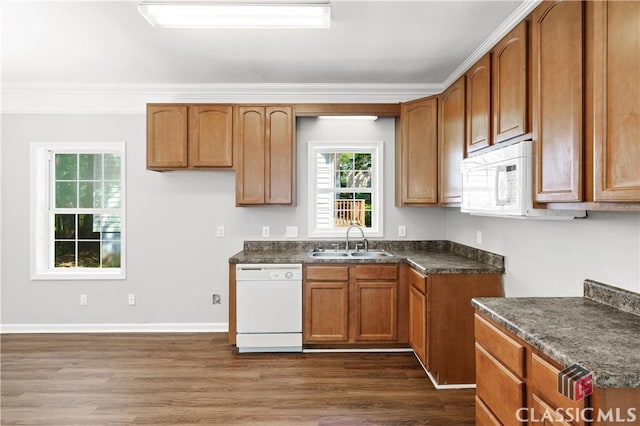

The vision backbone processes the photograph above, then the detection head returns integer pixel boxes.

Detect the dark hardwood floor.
[1,333,475,425]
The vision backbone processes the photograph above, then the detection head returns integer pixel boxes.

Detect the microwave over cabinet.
[460,141,585,219]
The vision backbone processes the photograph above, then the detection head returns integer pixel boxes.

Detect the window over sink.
[307,140,383,238]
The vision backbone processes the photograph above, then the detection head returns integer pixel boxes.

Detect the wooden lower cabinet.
[303,264,405,345]
[475,312,640,426]
[408,268,427,366]
[409,270,504,386]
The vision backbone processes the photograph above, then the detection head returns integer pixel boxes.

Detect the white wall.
[446,209,640,296]
[0,114,446,330]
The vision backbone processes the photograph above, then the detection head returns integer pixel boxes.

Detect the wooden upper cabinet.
[235,105,295,206]
[492,21,529,144]
[189,105,233,168]
[532,1,584,203]
[466,53,492,153]
[439,76,466,205]
[265,106,295,204]
[147,103,233,170]
[396,96,438,205]
[589,0,640,202]
[147,104,188,169]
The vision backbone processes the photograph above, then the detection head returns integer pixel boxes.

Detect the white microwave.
[460,140,585,219]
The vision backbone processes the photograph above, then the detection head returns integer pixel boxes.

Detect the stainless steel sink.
[308,251,350,258]
[348,250,393,258]
[308,250,393,259]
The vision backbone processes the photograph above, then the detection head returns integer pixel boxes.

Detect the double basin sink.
[308,249,394,259]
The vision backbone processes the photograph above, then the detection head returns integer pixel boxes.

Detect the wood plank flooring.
[1,333,475,425]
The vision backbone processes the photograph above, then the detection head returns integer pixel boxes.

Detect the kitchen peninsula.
[473,280,640,425]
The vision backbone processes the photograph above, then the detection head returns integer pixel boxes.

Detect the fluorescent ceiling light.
[138,2,331,29]
[318,116,379,121]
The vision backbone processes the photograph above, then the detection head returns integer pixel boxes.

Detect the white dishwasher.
[235,264,302,353]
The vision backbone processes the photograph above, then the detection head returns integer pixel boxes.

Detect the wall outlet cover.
[286,226,298,238]
[262,226,270,238]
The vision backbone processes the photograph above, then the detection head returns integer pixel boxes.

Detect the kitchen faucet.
[345,224,368,252]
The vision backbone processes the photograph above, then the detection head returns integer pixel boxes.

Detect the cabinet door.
[265,106,294,204]
[303,281,349,343]
[353,281,397,341]
[533,1,583,203]
[493,21,528,144]
[409,283,426,365]
[466,54,492,153]
[396,96,438,205]
[147,104,188,169]
[439,76,466,205]
[591,1,640,202]
[189,105,233,168]
[235,106,266,205]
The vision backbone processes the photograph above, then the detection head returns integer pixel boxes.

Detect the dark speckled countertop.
[229,240,504,275]
[473,280,640,389]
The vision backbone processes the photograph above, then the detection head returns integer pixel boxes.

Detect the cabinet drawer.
[408,267,426,294]
[305,266,349,281]
[531,353,585,414]
[475,314,526,378]
[476,395,501,426]
[476,343,526,426]
[531,393,573,426]
[354,265,398,280]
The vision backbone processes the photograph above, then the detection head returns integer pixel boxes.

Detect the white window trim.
[30,141,126,280]
[307,140,384,238]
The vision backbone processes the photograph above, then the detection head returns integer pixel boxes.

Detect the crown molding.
[1,82,442,114]
[441,0,542,88]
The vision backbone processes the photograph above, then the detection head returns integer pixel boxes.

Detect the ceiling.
[2,0,525,87]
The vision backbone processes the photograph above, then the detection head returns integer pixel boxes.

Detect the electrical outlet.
[128,294,136,306]
[262,226,270,238]
[476,230,483,245]
[398,225,407,238]
[216,226,225,238]
[286,226,298,238]
[80,294,88,306]
[212,294,222,305]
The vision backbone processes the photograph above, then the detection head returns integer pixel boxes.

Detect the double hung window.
[308,141,383,238]
[30,142,125,280]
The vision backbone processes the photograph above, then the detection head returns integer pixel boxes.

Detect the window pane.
[78,214,101,239]
[55,154,76,180]
[102,241,121,268]
[98,214,121,233]
[78,242,100,267]
[54,214,76,239]
[334,192,366,228]
[55,241,76,267]
[355,153,372,170]
[104,182,121,208]
[79,181,103,208]
[79,154,102,180]
[55,182,77,208]
[104,154,121,181]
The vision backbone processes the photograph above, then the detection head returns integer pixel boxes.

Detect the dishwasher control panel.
[236,264,302,281]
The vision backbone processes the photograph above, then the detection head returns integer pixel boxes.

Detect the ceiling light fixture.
[138,1,331,29]
[318,116,379,121]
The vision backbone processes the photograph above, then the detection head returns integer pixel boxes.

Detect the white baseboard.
[413,351,477,390]
[0,322,229,334]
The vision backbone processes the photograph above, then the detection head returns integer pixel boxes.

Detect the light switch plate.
[286,226,298,238]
